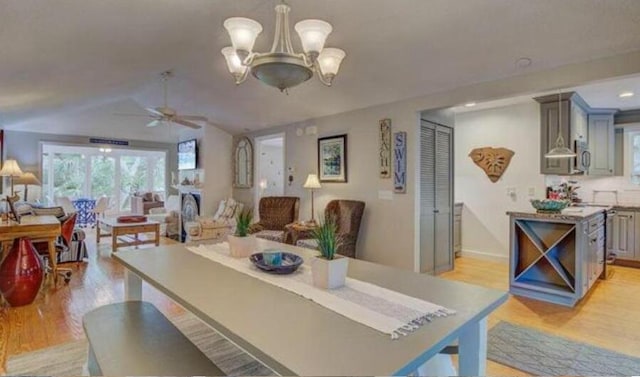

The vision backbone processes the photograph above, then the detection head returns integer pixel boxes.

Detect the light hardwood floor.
[1,237,639,375]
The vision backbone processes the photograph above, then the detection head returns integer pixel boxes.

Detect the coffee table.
[97,218,160,252]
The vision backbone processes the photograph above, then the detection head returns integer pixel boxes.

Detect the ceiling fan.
[116,71,207,129]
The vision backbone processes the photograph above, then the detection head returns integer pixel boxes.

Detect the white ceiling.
[1,0,640,139]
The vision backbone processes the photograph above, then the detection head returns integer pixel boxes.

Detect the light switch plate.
[378,190,393,200]
[528,187,536,197]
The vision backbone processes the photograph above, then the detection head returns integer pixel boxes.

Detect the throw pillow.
[220,198,237,219]
[213,199,227,219]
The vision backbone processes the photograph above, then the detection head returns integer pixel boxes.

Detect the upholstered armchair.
[297,200,365,258]
[250,196,300,243]
[131,192,164,215]
[147,195,180,239]
[184,198,244,244]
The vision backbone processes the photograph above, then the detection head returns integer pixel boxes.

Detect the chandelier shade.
[221,1,346,92]
[223,17,263,54]
[294,19,332,54]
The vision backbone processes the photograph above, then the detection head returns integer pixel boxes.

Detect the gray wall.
[3,130,177,194]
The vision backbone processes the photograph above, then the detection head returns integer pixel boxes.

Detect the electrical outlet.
[506,187,516,197]
[528,187,536,197]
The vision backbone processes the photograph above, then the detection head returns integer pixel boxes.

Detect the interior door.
[434,126,453,274]
[420,120,454,274]
[419,123,436,273]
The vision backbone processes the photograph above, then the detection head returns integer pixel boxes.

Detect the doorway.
[254,133,286,215]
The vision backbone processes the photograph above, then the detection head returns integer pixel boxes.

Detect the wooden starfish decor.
[468,147,515,183]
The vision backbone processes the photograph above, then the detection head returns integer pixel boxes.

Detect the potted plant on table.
[311,216,348,289]
[227,209,256,258]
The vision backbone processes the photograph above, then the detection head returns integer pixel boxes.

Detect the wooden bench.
[83,301,225,376]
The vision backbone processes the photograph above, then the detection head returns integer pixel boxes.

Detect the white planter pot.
[227,234,256,258]
[312,256,349,289]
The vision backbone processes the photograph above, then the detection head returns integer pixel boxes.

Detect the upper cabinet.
[535,92,589,175]
[535,92,618,176]
[588,111,617,177]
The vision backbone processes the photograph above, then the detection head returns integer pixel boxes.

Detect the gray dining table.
[113,239,507,376]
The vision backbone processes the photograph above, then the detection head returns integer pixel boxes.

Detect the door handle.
[433,209,440,213]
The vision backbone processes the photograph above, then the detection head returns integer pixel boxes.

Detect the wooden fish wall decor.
[468,147,515,183]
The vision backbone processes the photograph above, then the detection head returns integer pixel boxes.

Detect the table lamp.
[0,159,23,196]
[14,172,41,202]
[303,174,321,224]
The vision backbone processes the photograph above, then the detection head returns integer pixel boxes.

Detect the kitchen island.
[507,206,606,306]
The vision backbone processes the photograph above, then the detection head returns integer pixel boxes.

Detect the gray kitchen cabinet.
[585,215,605,292]
[453,203,462,257]
[588,111,617,176]
[535,92,589,175]
[610,211,636,261]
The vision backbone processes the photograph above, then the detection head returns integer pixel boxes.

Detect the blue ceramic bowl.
[250,252,303,275]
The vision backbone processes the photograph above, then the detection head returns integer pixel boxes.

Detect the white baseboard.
[460,249,509,263]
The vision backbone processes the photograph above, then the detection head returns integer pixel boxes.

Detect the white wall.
[454,102,546,259]
[178,124,233,217]
[257,143,284,197]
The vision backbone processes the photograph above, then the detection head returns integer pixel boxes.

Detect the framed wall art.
[318,134,347,183]
[379,118,391,178]
[393,131,407,193]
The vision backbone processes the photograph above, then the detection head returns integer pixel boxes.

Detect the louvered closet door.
[434,126,453,273]
[420,120,453,274]
[420,122,436,273]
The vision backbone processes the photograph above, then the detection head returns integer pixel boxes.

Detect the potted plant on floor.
[311,216,348,289]
[227,209,256,258]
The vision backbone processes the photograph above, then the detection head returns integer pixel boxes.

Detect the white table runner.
[187,243,455,339]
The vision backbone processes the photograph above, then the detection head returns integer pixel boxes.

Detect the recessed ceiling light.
[619,91,635,98]
[464,102,477,108]
[515,57,533,69]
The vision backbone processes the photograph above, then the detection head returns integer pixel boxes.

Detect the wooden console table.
[0,215,61,282]
[97,218,160,252]
[284,222,317,245]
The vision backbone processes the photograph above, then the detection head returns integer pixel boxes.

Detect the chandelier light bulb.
[294,19,333,55]
[223,17,263,55]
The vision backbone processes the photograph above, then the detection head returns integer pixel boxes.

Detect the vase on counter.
[227,234,257,258]
[0,237,44,307]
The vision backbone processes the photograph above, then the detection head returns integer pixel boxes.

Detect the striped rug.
[6,312,274,376]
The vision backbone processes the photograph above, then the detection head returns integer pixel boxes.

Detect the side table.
[284,222,317,245]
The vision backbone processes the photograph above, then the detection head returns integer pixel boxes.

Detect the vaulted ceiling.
[1,0,640,140]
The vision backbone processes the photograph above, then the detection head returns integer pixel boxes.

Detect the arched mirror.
[234,137,253,188]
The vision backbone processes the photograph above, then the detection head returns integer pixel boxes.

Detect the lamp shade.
[317,48,346,76]
[303,174,321,189]
[294,19,332,54]
[14,172,41,186]
[0,160,23,177]
[223,17,263,53]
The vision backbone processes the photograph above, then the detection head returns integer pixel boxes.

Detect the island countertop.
[506,206,608,221]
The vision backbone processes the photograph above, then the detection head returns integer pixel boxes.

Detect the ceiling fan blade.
[113,113,156,118]
[179,115,208,122]
[146,119,162,128]
[173,119,202,129]
[145,107,164,117]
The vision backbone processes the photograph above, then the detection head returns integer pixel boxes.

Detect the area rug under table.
[6,312,273,376]
[488,321,640,376]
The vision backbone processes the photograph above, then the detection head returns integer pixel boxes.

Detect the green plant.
[235,209,253,237]
[312,216,341,260]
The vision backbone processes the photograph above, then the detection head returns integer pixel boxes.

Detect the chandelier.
[221,1,346,93]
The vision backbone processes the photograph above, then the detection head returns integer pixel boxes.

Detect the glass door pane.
[52,153,86,199]
[120,156,149,211]
[153,156,166,197]
[91,155,116,202]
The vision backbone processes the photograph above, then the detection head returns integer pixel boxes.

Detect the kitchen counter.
[506,206,608,221]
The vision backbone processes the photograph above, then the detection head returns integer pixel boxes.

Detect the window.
[41,144,167,213]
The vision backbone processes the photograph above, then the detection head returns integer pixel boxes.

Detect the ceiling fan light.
[317,47,346,76]
[221,46,248,76]
[223,17,263,54]
[294,19,332,55]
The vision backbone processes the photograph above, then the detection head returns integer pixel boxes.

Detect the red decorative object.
[117,215,147,223]
[0,237,44,307]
